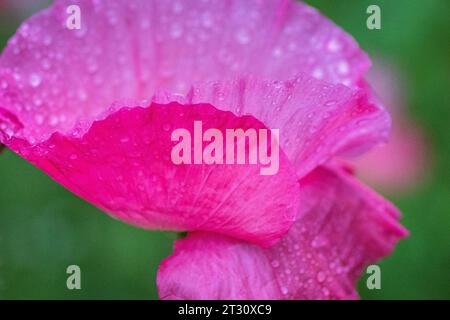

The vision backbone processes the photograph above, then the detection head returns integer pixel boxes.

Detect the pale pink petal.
[0,0,370,144]
[130,0,370,93]
[157,165,408,300]
[0,0,144,142]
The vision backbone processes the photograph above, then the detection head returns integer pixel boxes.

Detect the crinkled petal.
[5,102,299,247]
[158,233,281,300]
[187,76,391,178]
[157,165,408,300]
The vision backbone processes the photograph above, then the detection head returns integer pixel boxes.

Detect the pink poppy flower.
[0,0,407,299]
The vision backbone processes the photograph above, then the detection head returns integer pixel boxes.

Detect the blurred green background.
[0,0,449,299]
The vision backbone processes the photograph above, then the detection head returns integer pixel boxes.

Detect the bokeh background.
[0,0,448,299]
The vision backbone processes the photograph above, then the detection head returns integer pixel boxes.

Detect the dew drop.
[271,260,280,268]
[29,73,42,88]
[34,114,44,125]
[78,89,88,102]
[272,47,283,58]
[312,68,323,79]
[87,60,99,73]
[327,38,341,52]
[33,96,43,107]
[202,13,213,28]
[43,35,53,46]
[317,271,326,283]
[170,24,183,39]
[236,29,250,44]
[49,115,59,126]
[173,1,183,13]
[140,19,150,30]
[107,14,118,26]
[337,61,349,75]
[324,100,337,107]
[41,59,51,70]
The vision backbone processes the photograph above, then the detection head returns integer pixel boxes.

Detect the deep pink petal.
[6,102,300,247]
[157,165,408,300]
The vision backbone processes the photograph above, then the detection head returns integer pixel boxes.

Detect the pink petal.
[187,76,391,178]
[130,0,370,90]
[5,102,300,247]
[0,0,370,144]
[157,165,408,300]
[158,233,281,300]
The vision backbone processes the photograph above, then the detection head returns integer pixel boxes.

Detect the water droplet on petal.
[271,260,280,268]
[29,73,42,87]
[327,38,341,52]
[236,29,250,44]
[337,61,349,75]
[312,67,323,79]
[78,89,88,101]
[43,35,53,46]
[49,115,59,126]
[41,59,51,70]
[34,114,44,125]
[170,24,183,39]
[317,271,326,283]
